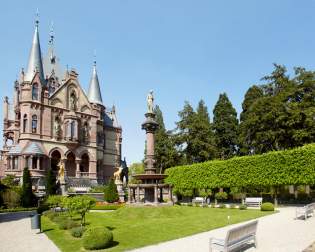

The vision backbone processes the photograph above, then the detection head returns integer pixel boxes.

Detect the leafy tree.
[175,100,216,164]
[68,196,96,225]
[1,175,18,187]
[46,169,57,196]
[46,195,64,209]
[129,163,144,184]
[154,105,180,172]
[213,93,239,159]
[104,179,119,203]
[21,167,34,207]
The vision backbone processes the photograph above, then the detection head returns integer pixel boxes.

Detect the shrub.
[104,179,119,203]
[165,144,315,191]
[89,185,106,193]
[210,203,216,208]
[71,226,86,238]
[83,227,113,250]
[219,204,226,209]
[229,204,236,209]
[57,218,79,230]
[46,195,64,209]
[239,204,247,210]
[187,202,193,207]
[261,202,274,211]
[215,192,228,202]
[2,190,20,208]
[43,210,59,221]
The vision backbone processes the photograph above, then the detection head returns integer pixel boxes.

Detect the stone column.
[136,186,140,203]
[128,187,132,203]
[11,157,14,170]
[154,185,158,204]
[75,159,81,178]
[37,157,40,170]
[29,155,33,169]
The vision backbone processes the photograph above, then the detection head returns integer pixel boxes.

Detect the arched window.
[32,115,37,133]
[32,83,39,100]
[23,114,27,133]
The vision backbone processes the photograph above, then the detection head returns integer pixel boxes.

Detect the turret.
[24,16,45,84]
[87,61,103,106]
[3,96,8,121]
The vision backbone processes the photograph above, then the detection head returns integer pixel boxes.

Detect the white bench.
[245,197,262,208]
[296,203,315,220]
[192,197,206,206]
[209,220,258,252]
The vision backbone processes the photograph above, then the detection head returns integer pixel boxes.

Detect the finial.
[93,49,97,66]
[49,21,54,44]
[35,8,39,27]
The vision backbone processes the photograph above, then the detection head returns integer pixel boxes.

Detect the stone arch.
[66,151,76,177]
[80,153,89,173]
[50,149,62,172]
[48,147,65,159]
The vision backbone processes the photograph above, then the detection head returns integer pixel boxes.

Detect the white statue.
[113,167,123,182]
[147,90,154,113]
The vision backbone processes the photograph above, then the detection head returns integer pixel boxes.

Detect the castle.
[0,18,122,190]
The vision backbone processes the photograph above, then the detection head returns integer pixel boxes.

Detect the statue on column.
[54,117,62,138]
[147,90,154,113]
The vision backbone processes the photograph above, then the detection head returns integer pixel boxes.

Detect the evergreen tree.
[176,100,216,164]
[46,169,56,196]
[21,167,34,207]
[104,179,119,203]
[213,93,239,159]
[154,105,180,172]
[238,64,315,154]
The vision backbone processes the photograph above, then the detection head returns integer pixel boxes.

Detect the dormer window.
[32,83,39,100]
[32,115,37,133]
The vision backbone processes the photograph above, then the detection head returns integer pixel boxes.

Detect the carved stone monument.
[128,91,173,205]
[114,166,125,202]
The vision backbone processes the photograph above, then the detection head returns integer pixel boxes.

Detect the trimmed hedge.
[166,144,315,190]
[0,207,37,213]
[261,202,275,211]
[83,227,113,250]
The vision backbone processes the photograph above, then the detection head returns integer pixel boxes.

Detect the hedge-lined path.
[0,212,60,252]
[132,207,315,252]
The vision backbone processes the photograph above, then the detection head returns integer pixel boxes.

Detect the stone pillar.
[37,157,40,170]
[154,185,158,204]
[306,185,310,195]
[128,187,132,203]
[11,157,14,170]
[7,157,11,170]
[75,159,81,178]
[29,155,33,169]
[136,186,140,203]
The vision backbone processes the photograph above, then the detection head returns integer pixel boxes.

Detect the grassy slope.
[42,206,272,252]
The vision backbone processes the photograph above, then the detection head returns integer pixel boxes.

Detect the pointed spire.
[87,58,103,105]
[24,11,45,83]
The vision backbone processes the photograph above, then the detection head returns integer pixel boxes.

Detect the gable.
[49,78,92,112]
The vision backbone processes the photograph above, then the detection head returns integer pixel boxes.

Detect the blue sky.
[1,1,315,164]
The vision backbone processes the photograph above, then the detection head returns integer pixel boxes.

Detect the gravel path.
[0,212,60,252]
[132,207,315,252]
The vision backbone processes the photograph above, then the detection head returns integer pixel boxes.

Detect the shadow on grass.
[106,226,116,231]
[109,241,119,248]
[42,228,54,232]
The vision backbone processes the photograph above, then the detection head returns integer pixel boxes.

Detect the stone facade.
[0,20,122,189]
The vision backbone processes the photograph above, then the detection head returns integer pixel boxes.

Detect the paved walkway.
[132,207,315,252]
[0,211,60,252]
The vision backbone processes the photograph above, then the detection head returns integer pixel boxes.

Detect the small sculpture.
[70,92,76,111]
[147,90,154,113]
[57,161,65,182]
[54,117,61,138]
[113,167,123,182]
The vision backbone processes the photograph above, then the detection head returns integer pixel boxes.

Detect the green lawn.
[42,206,273,252]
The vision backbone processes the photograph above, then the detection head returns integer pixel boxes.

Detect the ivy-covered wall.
[165,144,315,190]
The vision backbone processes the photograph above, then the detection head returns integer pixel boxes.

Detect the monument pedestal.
[60,180,67,196]
[115,180,125,202]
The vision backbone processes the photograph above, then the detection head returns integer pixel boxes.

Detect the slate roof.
[8,145,22,155]
[23,142,45,155]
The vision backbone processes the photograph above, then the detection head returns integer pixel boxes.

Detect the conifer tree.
[21,167,34,207]
[154,105,180,172]
[46,169,56,196]
[213,93,239,159]
[104,179,119,203]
